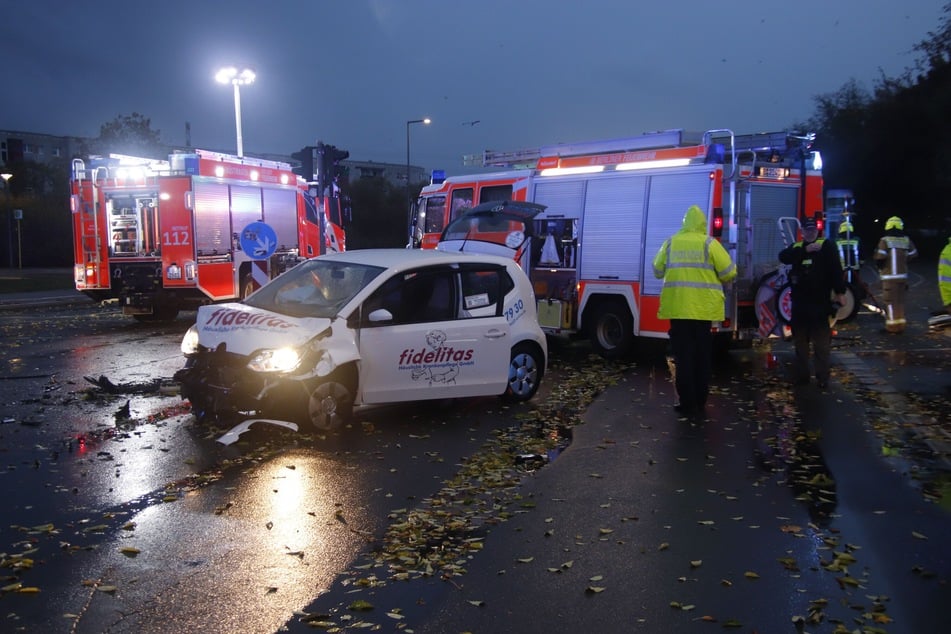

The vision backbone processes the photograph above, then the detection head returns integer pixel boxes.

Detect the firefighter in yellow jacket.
[836,221,860,274]
[874,216,918,333]
[653,205,737,415]
[940,235,951,314]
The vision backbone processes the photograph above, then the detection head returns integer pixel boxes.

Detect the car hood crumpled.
[193,302,331,356]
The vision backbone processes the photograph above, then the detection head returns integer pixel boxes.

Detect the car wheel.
[307,381,353,431]
[586,300,633,359]
[505,343,543,402]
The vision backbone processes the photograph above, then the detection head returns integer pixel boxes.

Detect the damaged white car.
[174,249,547,432]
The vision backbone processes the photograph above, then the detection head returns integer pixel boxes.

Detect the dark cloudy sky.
[0,1,945,175]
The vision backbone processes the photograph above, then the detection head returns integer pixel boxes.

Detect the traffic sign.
[239,221,277,260]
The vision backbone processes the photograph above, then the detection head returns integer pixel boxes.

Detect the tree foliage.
[806,2,951,257]
[81,113,164,158]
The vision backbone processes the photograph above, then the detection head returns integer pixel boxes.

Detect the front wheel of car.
[504,343,543,402]
[307,381,353,431]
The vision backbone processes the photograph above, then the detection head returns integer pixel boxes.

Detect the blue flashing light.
[705,143,725,164]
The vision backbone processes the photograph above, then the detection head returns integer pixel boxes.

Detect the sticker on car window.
[464,293,490,309]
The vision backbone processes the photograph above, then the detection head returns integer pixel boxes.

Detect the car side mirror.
[368,308,394,323]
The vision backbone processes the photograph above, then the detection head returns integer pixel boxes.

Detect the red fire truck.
[70,148,347,320]
[410,129,824,356]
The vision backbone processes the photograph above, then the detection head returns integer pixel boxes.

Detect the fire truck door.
[739,183,799,288]
[640,170,717,298]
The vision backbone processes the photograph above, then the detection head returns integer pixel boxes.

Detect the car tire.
[586,300,634,359]
[307,380,353,431]
[504,342,543,402]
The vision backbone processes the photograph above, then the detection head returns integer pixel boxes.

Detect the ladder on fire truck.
[709,130,815,162]
[466,129,705,168]
[71,158,103,271]
[464,128,815,169]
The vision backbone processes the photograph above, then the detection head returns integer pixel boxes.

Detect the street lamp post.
[215,66,256,158]
[1,173,11,268]
[14,209,22,269]
[406,117,431,218]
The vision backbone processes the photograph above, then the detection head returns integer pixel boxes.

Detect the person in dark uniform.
[778,217,847,388]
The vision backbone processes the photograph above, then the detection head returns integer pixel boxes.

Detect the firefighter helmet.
[838,221,854,234]
[885,216,904,231]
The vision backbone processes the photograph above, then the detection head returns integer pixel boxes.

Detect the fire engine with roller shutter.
[412,128,824,357]
[70,148,347,321]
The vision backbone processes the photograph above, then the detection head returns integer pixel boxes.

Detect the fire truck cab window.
[424,195,447,234]
[479,184,513,204]
[450,189,474,223]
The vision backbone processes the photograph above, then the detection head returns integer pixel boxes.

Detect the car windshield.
[244,259,386,318]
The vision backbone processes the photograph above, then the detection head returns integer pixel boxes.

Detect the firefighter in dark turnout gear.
[873,216,918,333]
[778,217,847,388]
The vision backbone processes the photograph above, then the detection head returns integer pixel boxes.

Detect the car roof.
[316,248,517,271]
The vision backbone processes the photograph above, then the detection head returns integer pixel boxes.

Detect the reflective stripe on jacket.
[653,206,737,321]
[874,235,918,280]
[836,238,860,270]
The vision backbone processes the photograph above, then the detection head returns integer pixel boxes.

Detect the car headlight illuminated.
[181,326,200,356]
[247,346,303,373]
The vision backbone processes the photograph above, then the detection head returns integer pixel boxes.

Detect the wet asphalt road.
[0,260,949,633]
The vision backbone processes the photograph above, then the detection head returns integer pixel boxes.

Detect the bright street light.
[406,117,431,216]
[216,66,256,157]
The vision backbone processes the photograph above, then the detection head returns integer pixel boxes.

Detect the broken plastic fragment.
[216,419,300,445]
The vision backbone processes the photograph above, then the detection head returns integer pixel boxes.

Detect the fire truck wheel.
[776,284,794,324]
[307,370,355,431]
[833,286,859,323]
[586,300,634,359]
[504,343,544,402]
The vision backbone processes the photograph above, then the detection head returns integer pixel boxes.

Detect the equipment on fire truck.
[420,128,825,356]
[70,148,347,321]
